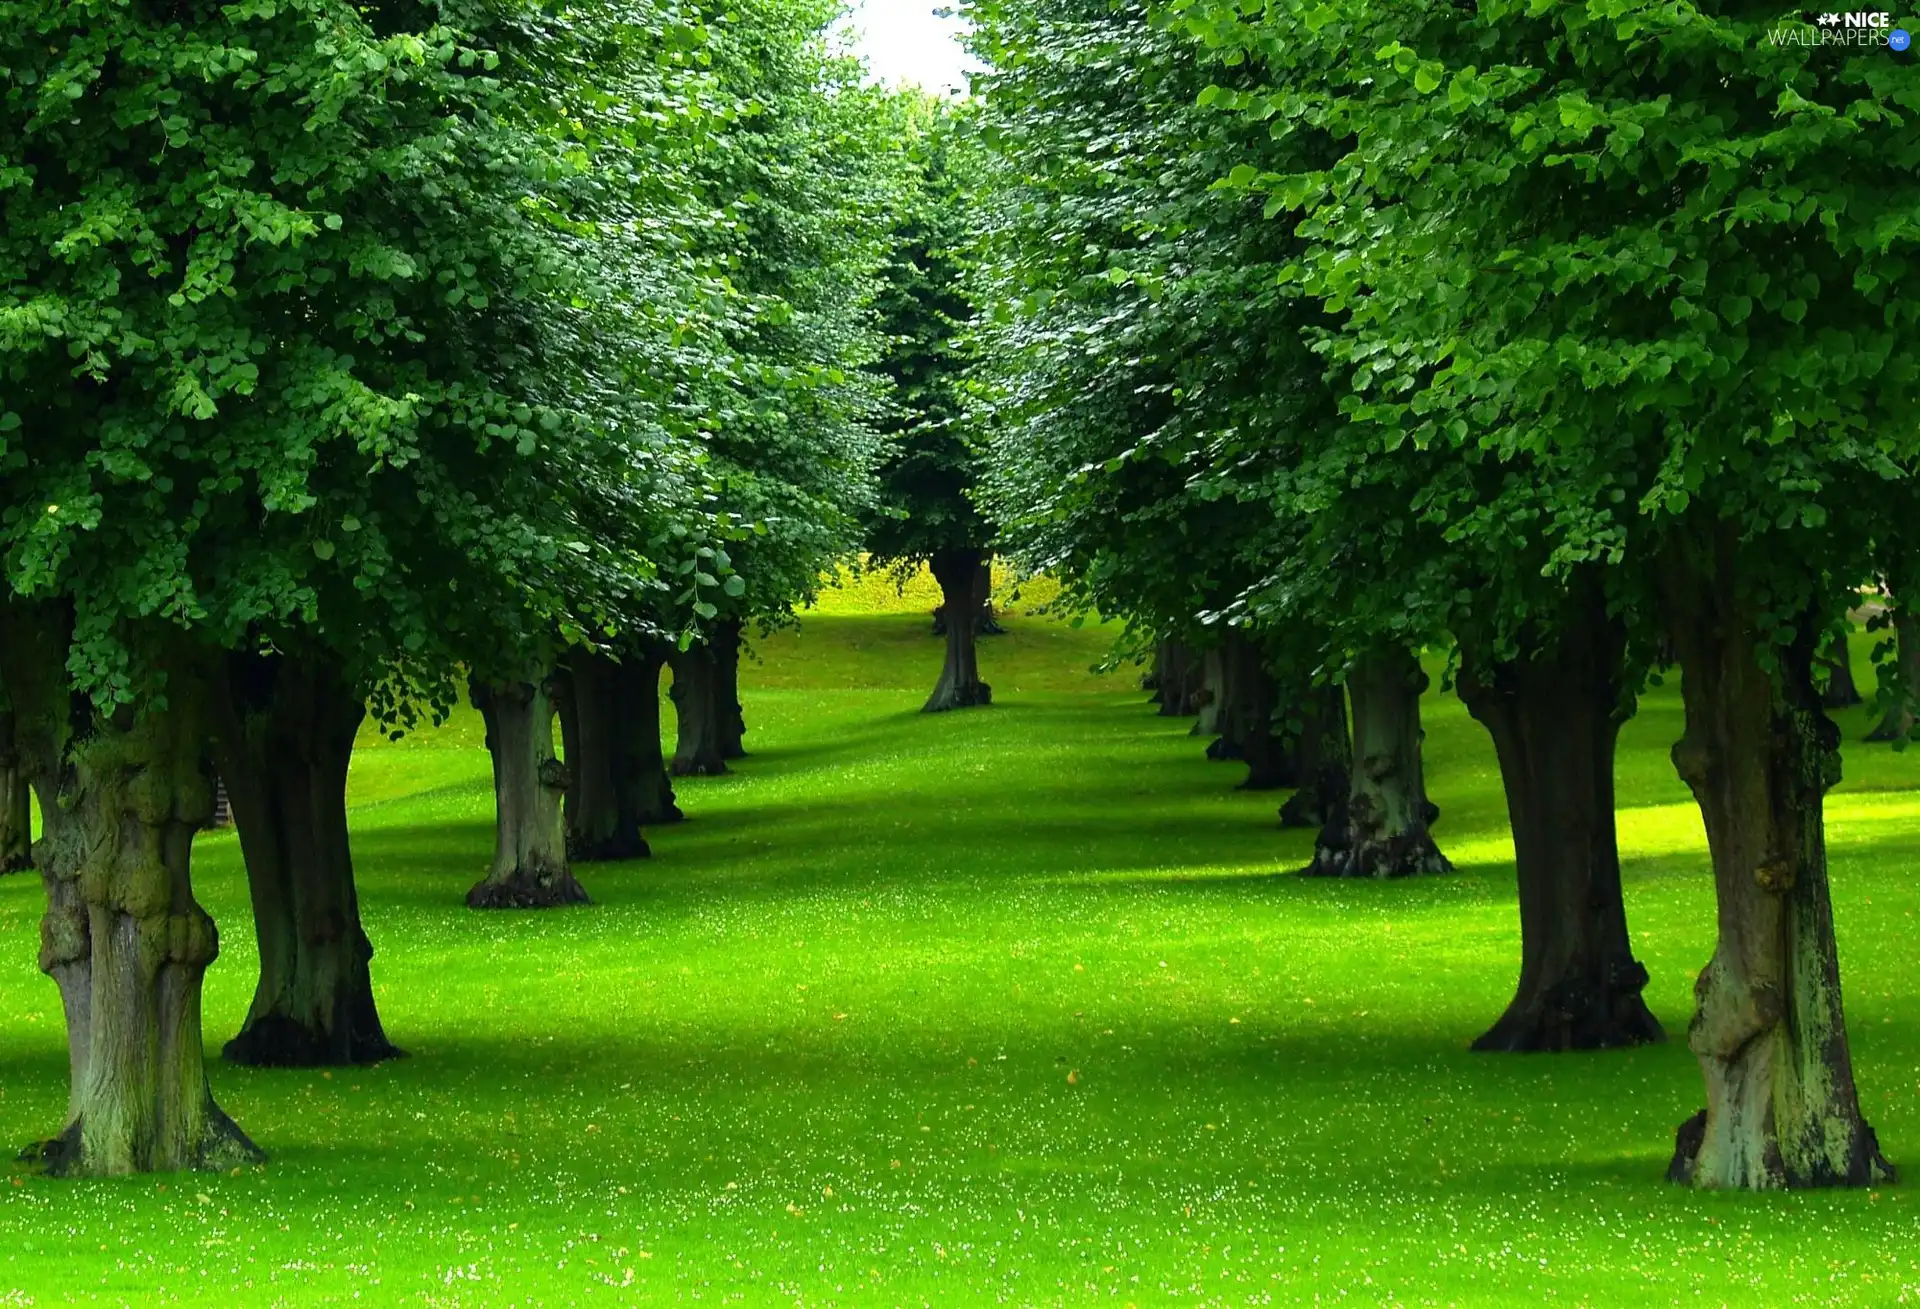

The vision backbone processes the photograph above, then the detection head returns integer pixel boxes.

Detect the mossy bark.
[1866,610,1920,742]
[0,711,30,874]
[468,674,588,908]
[925,548,991,712]
[669,644,730,777]
[1,615,262,1176]
[1663,559,1892,1189]
[714,619,748,760]
[1279,685,1351,831]
[1457,594,1662,1054]
[1303,647,1450,878]
[557,653,651,862]
[211,650,400,1067]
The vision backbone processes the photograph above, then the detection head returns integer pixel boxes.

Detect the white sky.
[845,0,978,93]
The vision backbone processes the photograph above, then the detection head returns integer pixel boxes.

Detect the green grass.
[1,596,1918,1306]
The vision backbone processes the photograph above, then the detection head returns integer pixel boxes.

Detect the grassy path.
[0,599,1917,1304]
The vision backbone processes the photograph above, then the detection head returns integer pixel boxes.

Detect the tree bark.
[468,673,588,908]
[1457,593,1662,1053]
[925,547,992,713]
[1663,560,1892,1189]
[632,644,682,824]
[1866,610,1920,741]
[1303,646,1450,878]
[0,711,30,874]
[713,619,748,759]
[557,653,651,862]
[1279,685,1351,830]
[1817,632,1863,710]
[1221,634,1294,790]
[211,650,400,1067]
[1204,634,1247,761]
[669,643,730,776]
[1191,645,1224,736]
[1152,640,1198,715]
[0,616,262,1175]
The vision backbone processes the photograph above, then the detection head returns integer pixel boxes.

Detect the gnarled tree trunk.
[0,710,30,874]
[714,619,748,760]
[1279,685,1351,831]
[1663,561,1891,1190]
[1817,632,1862,710]
[557,652,650,862]
[925,547,991,713]
[1457,593,1662,1053]
[1303,646,1450,878]
[1,616,262,1176]
[670,643,730,776]
[212,650,400,1067]
[1867,610,1920,742]
[469,673,588,908]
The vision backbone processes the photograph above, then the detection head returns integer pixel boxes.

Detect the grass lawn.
[1,575,1918,1305]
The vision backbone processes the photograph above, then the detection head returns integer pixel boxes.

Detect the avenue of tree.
[0,0,1914,1202]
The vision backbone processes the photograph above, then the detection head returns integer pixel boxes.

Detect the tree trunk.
[1191,646,1224,736]
[211,650,400,1067]
[558,653,650,862]
[1,617,262,1176]
[976,559,1006,635]
[1203,636,1246,759]
[1279,685,1351,830]
[1457,594,1662,1053]
[1866,610,1920,741]
[925,547,992,713]
[713,619,748,760]
[669,643,730,776]
[1663,561,1892,1189]
[1222,635,1294,790]
[1303,646,1450,878]
[1817,632,1863,710]
[632,644,682,824]
[1152,640,1192,714]
[0,711,30,874]
[468,674,588,908]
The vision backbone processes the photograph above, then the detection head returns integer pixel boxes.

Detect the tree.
[0,0,711,1163]
[866,97,996,712]
[1186,0,1919,1181]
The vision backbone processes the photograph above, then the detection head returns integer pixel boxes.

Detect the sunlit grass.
[0,592,1916,1304]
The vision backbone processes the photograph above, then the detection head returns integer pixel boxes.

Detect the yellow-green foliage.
[806,557,1065,617]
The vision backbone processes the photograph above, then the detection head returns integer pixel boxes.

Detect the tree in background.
[867,96,997,713]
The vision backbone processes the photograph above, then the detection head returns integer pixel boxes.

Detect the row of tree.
[0,0,996,1177]
[958,0,1920,1193]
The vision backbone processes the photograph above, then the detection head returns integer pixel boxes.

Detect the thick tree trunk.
[713,619,748,760]
[1152,640,1194,715]
[0,712,30,874]
[1,619,261,1175]
[1817,632,1863,710]
[632,644,682,824]
[211,650,400,1067]
[925,547,992,713]
[1457,595,1662,1053]
[1191,645,1225,736]
[669,643,730,776]
[558,653,651,862]
[469,674,588,908]
[1303,647,1450,878]
[1663,564,1892,1189]
[1279,685,1351,830]
[1866,611,1920,742]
